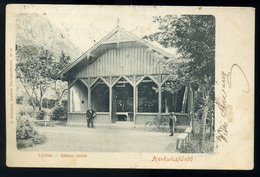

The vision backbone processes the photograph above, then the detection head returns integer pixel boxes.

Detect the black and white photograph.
[6,5,254,169]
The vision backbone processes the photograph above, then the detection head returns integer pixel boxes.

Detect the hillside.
[16,13,83,61]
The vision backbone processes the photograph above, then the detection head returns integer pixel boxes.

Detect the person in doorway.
[86,107,96,128]
[169,112,177,136]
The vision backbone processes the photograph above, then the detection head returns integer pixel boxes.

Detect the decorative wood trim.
[102,77,111,86]
[90,77,100,87]
[111,76,122,87]
[80,78,91,86]
[86,53,96,59]
[102,40,135,45]
[148,75,159,85]
[122,76,134,86]
[127,75,135,86]
[100,77,110,87]
[79,79,89,88]
[87,77,91,86]
[161,75,170,86]
[158,74,162,84]
[136,75,147,86]
[69,79,78,88]
[56,27,176,80]
[109,76,112,86]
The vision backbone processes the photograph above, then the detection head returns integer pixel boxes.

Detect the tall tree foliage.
[52,51,71,106]
[16,45,70,112]
[16,45,55,111]
[145,15,215,148]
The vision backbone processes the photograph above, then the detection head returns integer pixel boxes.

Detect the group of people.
[86,106,177,137]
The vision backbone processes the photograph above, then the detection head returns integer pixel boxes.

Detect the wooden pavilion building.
[55,27,193,126]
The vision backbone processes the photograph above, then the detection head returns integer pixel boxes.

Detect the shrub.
[50,105,67,121]
[16,96,23,104]
[16,117,38,139]
[16,117,47,149]
[17,138,34,149]
[37,110,46,120]
[42,98,57,109]
[17,104,33,117]
[29,97,39,107]
[33,134,47,145]
[179,133,214,153]
[61,100,68,110]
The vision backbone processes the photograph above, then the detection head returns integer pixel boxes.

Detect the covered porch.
[67,74,193,126]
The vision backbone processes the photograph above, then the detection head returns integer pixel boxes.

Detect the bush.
[17,138,34,149]
[180,133,214,153]
[37,110,46,120]
[17,104,33,117]
[16,96,23,104]
[42,98,57,109]
[33,134,47,145]
[50,105,67,121]
[29,97,39,107]
[16,117,47,149]
[17,134,47,149]
[16,117,38,139]
[61,100,68,109]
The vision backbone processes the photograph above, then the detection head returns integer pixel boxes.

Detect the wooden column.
[133,75,137,125]
[109,77,113,123]
[158,74,162,115]
[133,85,136,124]
[158,84,162,114]
[67,81,70,123]
[182,85,188,113]
[87,86,91,108]
[134,85,138,124]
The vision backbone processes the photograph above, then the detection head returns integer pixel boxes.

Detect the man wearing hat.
[86,107,96,128]
[169,112,177,136]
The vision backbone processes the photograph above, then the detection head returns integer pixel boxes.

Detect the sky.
[41,5,177,55]
[14,5,179,98]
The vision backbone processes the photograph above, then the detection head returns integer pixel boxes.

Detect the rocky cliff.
[16,13,83,61]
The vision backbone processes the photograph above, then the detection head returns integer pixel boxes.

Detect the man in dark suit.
[86,107,96,128]
[169,112,177,136]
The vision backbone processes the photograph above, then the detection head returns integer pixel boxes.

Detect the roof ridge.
[55,26,176,80]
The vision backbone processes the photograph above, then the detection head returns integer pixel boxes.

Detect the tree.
[145,15,215,149]
[51,51,71,106]
[16,46,71,113]
[16,45,55,112]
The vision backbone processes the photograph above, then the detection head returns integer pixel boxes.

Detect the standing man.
[86,107,96,128]
[169,112,177,136]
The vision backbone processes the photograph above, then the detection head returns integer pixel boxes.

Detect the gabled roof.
[55,27,176,80]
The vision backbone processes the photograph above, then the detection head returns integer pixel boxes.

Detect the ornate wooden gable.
[55,27,176,81]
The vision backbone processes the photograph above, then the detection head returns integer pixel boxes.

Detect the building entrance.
[112,78,133,122]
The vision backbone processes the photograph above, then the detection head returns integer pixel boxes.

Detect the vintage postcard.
[6,5,255,169]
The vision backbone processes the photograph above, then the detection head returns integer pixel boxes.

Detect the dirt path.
[23,125,178,153]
